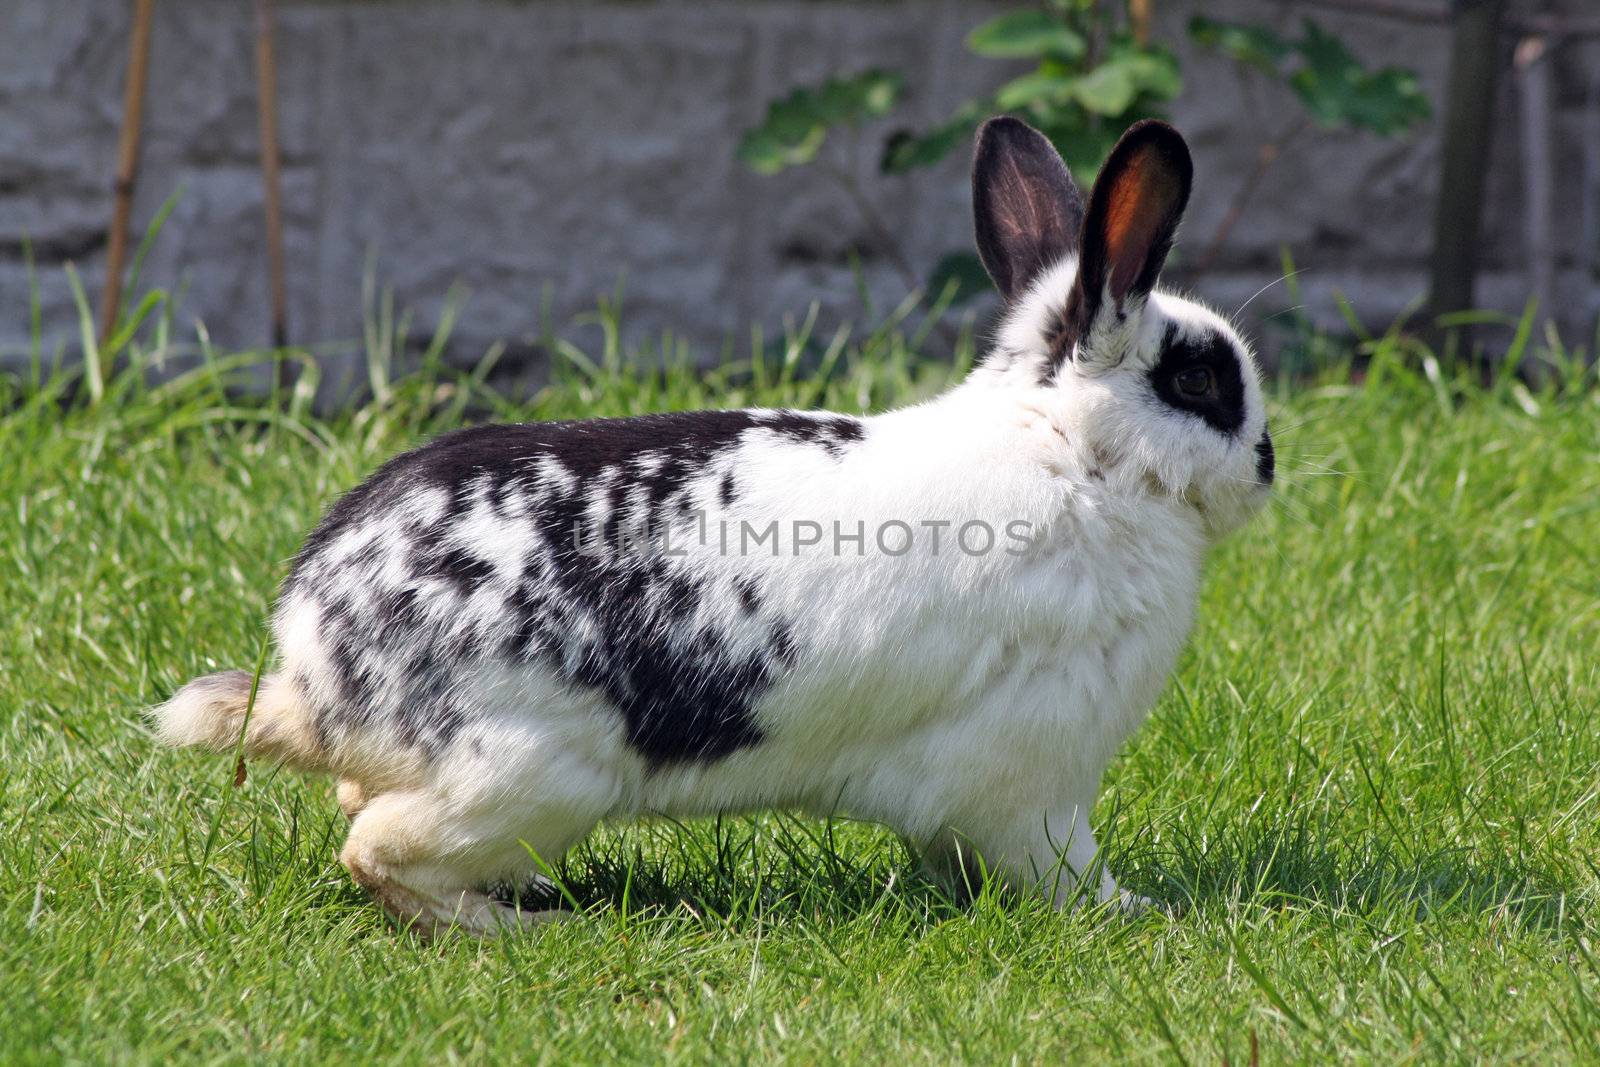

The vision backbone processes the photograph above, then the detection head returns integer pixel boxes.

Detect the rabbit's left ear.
[1068,120,1192,343]
[972,117,1085,302]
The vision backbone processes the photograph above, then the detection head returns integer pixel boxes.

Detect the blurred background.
[2,0,1596,389]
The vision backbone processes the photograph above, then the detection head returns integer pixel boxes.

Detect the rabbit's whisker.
[1234,269,1307,318]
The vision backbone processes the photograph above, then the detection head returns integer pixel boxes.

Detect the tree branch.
[1298,0,1600,38]
[1192,118,1310,277]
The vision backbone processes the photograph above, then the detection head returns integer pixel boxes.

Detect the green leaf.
[1193,16,1429,138]
[882,126,961,173]
[967,10,1085,60]
[995,70,1074,111]
[1289,20,1430,135]
[737,126,826,175]
[813,69,902,124]
[1106,43,1182,101]
[737,70,904,175]
[1189,16,1292,76]
[1041,119,1126,186]
[881,100,992,174]
[1067,62,1138,115]
[1039,47,1181,117]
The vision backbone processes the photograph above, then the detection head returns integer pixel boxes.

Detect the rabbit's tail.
[151,670,326,771]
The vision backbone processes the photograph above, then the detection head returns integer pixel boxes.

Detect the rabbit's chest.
[950,526,1196,729]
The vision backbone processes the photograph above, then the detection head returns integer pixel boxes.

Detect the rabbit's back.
[274,411,870,771]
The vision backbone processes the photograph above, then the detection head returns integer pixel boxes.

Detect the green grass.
[3,292,1599,1064]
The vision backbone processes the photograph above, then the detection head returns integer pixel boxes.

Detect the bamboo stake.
[1128,0,1153,47]
[99,0,156,345]
[254,0,288,351]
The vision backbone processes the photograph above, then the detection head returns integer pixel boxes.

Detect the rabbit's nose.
[1254,429,1275,485]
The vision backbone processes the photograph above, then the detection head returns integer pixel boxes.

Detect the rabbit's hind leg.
[338,773,607,938]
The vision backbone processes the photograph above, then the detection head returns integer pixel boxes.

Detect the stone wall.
[3,0,1596,383]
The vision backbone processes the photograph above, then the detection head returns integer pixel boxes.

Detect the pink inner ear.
[1102,145,1183,305]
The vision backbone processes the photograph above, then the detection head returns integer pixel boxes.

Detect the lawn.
[3,302,1599,1064]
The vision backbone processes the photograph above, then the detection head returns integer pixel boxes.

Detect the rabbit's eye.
[1174,367,1215,398]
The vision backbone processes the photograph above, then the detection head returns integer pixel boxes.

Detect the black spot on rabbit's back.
[574,626,772,762]
[288,411,747,583]
[289,408,866,579]
[734,576,762,615]
[283,406,855,766]
[756,411,865,456]
[505,526,783,763]
[414,543,495,593]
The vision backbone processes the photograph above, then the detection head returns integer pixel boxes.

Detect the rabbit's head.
[972,117,1272,539]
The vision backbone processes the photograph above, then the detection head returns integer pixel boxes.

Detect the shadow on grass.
[1112,818,1578,931]
[471,810,1580,935]
[485,812,963,928]
[244,798,1576,936]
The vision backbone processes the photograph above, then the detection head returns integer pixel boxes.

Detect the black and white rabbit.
[154,117,1273,936]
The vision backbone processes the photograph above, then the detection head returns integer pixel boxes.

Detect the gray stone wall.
[3,0,1596,383]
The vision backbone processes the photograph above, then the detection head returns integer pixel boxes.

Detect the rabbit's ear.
[972,117,1085,302]
[1068,120,1192,341]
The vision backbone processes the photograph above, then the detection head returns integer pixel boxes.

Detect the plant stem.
[815,159,922,294]
[1192,118,1309,277]
[814,158,968,354]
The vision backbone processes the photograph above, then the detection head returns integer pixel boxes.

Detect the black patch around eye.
[1149,326,1247,434]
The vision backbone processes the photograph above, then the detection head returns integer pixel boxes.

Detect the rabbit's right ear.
[1066,120,1192,345]
[972,117,1085,302]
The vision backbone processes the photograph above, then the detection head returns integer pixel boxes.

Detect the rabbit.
[152,117,1273,937]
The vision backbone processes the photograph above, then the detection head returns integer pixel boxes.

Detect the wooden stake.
[254,0,289,351]
[99,0,156,345]
[1129,0,1153,46]
[1425,0,1506,355]
[1515,34,1555,333]
[1582,48,1600,283]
